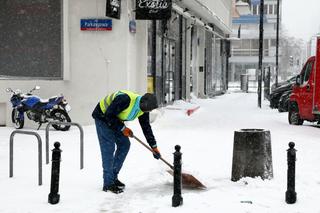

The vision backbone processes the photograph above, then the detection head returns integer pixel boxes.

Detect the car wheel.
[278,106,284,113]
[288,104,303,125]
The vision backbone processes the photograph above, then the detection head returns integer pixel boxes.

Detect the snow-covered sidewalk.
[1,91,320,213]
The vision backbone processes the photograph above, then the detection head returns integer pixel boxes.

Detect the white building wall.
[0,0,232,126]
[0,0,148,127]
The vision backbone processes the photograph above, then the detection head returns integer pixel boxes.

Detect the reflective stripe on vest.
[99,90,144,121]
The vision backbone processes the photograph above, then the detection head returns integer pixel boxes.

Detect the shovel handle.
[132,135,174,170]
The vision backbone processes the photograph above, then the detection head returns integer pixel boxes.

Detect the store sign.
[135,0,172,20]
[106,0,121,19]
[80,19,112,31]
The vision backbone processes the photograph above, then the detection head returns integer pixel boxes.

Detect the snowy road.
[1,91,320,213]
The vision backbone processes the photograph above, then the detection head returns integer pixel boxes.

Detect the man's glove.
[122,127,133,137]
[152,147,161,159]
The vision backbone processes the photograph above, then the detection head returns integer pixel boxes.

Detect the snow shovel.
[132,135,206,189]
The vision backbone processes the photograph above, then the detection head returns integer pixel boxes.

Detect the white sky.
[282,0,320,41]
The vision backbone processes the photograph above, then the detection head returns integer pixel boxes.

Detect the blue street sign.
[80,19,112,31]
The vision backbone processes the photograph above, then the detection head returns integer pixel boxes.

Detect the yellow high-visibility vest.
[99,90,144,121]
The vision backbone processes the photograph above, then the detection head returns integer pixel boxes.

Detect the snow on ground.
[1,91,320,213]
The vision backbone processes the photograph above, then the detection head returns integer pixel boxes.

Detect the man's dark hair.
[140,93,158,112]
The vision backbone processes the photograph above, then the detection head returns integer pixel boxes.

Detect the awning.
[176,0,232,35]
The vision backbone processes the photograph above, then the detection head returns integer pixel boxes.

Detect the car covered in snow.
[271,75,297,92]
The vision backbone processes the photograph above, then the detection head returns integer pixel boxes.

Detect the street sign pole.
[258,0,264,108]
[275,0,280,87]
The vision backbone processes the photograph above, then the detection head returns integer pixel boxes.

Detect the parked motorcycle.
[6,86,72,131]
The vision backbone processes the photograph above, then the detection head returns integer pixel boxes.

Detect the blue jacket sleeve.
[138,113,157,148]
[104,94,130,132]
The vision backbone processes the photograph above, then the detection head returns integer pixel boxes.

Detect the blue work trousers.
[94,118,130,187]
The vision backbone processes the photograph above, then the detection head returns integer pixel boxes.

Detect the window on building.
[253,5,257,15]
[232,40,241,49]
[263,39,269,49]
[274,4,278,15]
[271,39,276,47]
[269,5,273,14]
[264,4,268,14]
[0,0,63,79]
[251,39,259,49]
[255,5,260,15]
[241,40,250,49]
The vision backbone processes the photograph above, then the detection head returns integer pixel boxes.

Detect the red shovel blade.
[167,170,206,189]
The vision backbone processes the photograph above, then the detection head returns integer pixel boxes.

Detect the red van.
[288,35,320,125]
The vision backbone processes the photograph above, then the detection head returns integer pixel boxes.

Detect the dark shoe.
[103,184,123,194]
[115,179,125,189]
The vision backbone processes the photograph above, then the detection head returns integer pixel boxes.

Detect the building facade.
[0,0,232,127]
[229,0,281,85]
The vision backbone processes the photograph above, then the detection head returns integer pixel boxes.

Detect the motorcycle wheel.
[50,109,71,131]
[11,109,24,129]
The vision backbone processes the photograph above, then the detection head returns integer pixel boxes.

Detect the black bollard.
[285,142,297,204]
[48,142,62,204]
[172,145,183,207]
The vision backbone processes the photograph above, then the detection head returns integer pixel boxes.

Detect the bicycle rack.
[9,130,43,186]
[45,121,84,169]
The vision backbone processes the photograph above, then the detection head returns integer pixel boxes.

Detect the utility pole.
[275,0,280,87]
[258,0,264,108]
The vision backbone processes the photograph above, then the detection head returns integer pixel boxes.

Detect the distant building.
[307,35,318,58]
[229,0,281,84]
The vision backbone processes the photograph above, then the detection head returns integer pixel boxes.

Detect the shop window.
[0,0,62,79]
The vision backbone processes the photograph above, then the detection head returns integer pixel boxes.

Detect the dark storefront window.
[148,12,184,105]
[0,0,63,79]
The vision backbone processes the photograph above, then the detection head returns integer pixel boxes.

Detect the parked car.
[269,81,294,109]
[278,90,291,112]
[271,75,296,92]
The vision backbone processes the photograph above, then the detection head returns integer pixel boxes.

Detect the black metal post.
[48,142,62,205]
[286,142,297,204]
[263,66,271,100]
[266,67,271,99]
[275,0,280,87]
[258,0,264,108]
[226,40,231,90]
[172,145,183,207]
